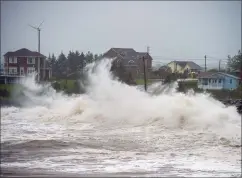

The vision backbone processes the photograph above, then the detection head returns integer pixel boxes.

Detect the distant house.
[167,61,202,74]
[197,72,240,90]
[3,48,51,81]
[103,48,153,79]
[151,65,172,79]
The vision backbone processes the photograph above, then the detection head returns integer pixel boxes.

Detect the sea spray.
[5,58,241,143]
[1,58,241,176]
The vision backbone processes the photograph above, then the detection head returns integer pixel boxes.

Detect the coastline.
[0,99,21,107]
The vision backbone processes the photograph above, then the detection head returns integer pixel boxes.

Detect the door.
[20,67,24,76]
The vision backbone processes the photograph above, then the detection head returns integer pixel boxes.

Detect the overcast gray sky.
[1,1,241,68]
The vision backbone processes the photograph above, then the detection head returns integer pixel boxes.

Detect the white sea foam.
[1,58,241,176]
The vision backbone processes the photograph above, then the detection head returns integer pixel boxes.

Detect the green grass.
[135,79,152,85]
[0,84,23,99]
[178,80,198,89]
[57,79,76,90]
[0,84,23,92]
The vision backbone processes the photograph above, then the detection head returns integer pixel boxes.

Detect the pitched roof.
[198,72,215,78]
[109,48,152,60]
[217,72,240,79]
[136,52,152,59]
[174,61,187,68]
[198,72,240,79]
[186,61,202,70]
[4,48,46,58]
[112,48,136,54]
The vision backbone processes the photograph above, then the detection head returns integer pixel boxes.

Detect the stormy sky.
[1,1,241,68]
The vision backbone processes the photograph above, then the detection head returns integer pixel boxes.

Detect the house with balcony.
[102,47,153,79]
[3,48,51,81]
[197,72,240,90]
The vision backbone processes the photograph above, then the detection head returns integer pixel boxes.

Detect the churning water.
[1,59,241,177]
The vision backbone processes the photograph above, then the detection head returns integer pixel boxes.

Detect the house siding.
[167,62,183,73]
[223,76,239,90]
[182,64,199,73]
[103,48,152,80]
[5,56,43,76]
[198,73,239,90]
[3,48,51,81]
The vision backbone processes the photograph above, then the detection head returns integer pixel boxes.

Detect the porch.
[198,77,224,90]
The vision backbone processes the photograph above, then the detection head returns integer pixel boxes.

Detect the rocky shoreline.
[221,99,242,114]
[0,99,22,107]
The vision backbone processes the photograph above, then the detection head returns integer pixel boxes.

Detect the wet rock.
[221,99,242,114]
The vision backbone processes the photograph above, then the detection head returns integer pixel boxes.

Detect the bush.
[51,81,61,91]
[72,81,80,94]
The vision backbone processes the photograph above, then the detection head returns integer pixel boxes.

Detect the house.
[167,61,202,74]
[102,48,153,79]
[197,72,240,90]
[151,65,172,79]
[3,48,52,81]
[0,63,4,75]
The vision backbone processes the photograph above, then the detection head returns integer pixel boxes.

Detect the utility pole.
[143,46,150,92]
[219,60,221,72]
[204,55,207,72]
[29,20,44,82]
[143,56,147,91]
[147,46,150,54]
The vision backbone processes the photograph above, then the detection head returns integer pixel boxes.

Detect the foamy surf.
[1,58,241,177]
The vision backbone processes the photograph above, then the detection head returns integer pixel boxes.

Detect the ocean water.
[1,59,241,177]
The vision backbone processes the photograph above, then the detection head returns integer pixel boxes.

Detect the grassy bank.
[0,84,19,92]
[135,79,152,85]
[54,79,76,91]
[1,79,241,101]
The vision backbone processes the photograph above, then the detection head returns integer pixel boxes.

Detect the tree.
[85,51,94,64]
[227,50,242,72]
[56,52,68,78]
[67,51,75,72]
[48,53,57,78]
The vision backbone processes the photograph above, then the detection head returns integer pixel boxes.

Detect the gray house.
[103,47,153,79]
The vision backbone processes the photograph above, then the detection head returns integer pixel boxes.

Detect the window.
[219,79,221,83]
[116,59,121,67]
[20,67,24,76]
[9,57,17,64]
[230,79,232,84]
[214,79,217,83]
[27,57,35,64]
[8,67,17,75]
[27,67,35,74]
[128,60,135,64]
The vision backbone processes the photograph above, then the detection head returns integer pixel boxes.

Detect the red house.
[3,48,52,81]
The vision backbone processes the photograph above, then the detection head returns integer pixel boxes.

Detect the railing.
[198,84,223,90]
[0,72,25,77]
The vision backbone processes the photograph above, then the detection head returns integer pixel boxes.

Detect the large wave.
[1,58,241,176]
[2,58,241,145]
